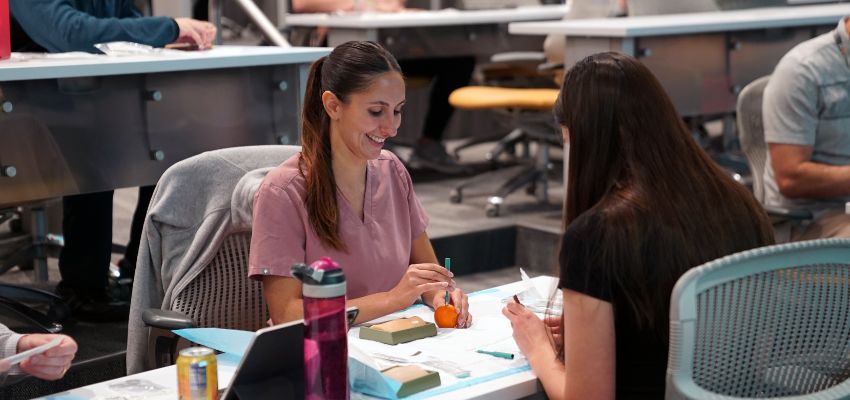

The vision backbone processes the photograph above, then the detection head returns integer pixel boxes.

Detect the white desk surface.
[284,4,569,29]
[36,276,556,400]
[0,45,330,82]
[509,3,850,37]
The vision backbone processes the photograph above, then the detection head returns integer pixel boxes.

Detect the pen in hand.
[444,257,451,305]
[513,294,523,306]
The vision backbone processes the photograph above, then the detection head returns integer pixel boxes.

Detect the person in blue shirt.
[9,0,216,322]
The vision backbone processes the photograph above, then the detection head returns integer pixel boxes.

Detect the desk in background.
[37,277,554,400]
[509,3,848,121]
[0,46,326,283]
[285,5,569,59]
[0,46,328,207]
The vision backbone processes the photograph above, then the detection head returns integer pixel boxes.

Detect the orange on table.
[434,304,458,328]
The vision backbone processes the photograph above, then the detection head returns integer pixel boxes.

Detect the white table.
[509,3,849,119]
[37,276,556,400]
[0,46,328,206]
[285,5,569,59]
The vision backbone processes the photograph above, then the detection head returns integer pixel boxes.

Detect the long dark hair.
[300,41,402,251]
[554,52,774,341]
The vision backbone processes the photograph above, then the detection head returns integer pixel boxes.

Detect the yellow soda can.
[177,346,218,400]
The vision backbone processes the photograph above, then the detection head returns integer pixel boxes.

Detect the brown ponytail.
[298,42,402,252]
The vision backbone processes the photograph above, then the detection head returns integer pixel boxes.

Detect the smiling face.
[323,71,406,163]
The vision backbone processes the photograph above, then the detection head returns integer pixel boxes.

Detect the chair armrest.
[764,206,814,221]
[490,51,545,64]
[142,309,196,330]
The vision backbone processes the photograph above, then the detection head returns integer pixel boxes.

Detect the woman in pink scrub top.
[249,41,471,327]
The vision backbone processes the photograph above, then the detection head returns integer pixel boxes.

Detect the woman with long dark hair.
[249,41,471,327]
[503,52,774,399]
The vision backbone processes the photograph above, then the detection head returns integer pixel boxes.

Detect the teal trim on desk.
[407,364,533,399]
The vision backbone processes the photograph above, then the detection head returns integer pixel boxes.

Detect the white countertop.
[284,4,569,29]
[0,45,330,81]
[509,3,849,37]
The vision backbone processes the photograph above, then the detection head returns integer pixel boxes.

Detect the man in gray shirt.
[763,16,850,240]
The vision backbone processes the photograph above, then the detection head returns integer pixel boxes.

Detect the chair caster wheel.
[449,189,463,204]
[525,183,537,196]
[485,203,500,217]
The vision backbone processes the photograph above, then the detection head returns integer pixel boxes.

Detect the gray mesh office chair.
[737,76,813,227]
[666,239,850,399]
[127,145,300,373]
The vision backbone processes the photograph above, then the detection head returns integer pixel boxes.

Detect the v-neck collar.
[336,160,373,225]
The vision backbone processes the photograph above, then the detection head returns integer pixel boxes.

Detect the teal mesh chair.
[666,239,850,399]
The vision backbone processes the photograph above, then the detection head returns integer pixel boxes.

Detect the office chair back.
[170,231,267,330]
[127,145,301,373]
[666,238,850,399]
[737,75,770,203]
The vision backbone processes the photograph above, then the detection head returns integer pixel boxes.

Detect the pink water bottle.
[292,257,348,400]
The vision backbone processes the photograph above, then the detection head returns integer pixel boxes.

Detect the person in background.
[9,0,216,322]
[0,323,77,385]
[250,41,472,327]
[292,0,475,174]
[503,52,774,399]
[762,16,850,240]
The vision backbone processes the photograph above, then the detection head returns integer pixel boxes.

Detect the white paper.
[1,337,62,366]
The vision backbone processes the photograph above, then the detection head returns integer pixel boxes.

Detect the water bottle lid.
[291,257,346,298]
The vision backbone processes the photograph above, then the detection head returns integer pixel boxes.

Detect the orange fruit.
[434,304,459,328]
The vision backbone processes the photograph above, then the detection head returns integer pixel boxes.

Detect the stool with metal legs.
[447,86,560,217]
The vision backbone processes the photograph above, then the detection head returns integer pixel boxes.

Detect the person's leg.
[58,192,113,291]
[790,209,850,240]
[401,56,476,174]
[58,191,131,321]
[119,185,155,279]
[419,56,476,143]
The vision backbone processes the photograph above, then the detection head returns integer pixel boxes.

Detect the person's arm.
[10,0,178,52]
[291,0,405,13]
[769,143,850,199]
[502,289,615,400]
[263,246,455,325]
[560,289,615,399]
[0,323,23,382]
[291,0,357,13]
[264,276,417,325]
[763,53,850,199]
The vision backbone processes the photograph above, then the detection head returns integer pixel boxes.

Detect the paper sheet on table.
[348,292,530,398]
[173,328,253,356]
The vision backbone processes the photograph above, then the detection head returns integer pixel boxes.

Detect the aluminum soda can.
[177,346,218,400]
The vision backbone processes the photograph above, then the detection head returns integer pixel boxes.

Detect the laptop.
[220,319,305,400]
[220,308,359,400]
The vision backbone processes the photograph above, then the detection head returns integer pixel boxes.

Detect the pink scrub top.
[248,150,429,299]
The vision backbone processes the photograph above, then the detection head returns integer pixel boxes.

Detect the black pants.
[58,186,155,291]
[398,56,476,141]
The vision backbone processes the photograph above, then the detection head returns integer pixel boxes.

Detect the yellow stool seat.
[448,86,559,111]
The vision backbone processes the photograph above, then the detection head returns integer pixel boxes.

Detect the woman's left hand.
[502,301,551,362]
[427,288,472,328]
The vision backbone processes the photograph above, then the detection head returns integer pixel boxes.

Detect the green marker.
[444,257,451,305]
[476,350,514,360]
